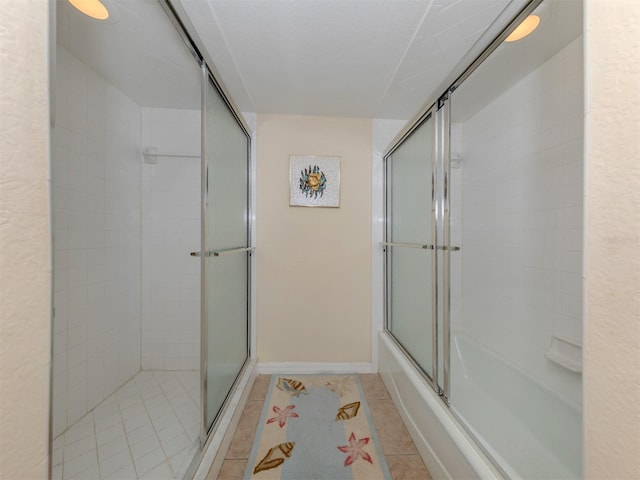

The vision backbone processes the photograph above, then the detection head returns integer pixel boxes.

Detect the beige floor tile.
[359,373,391,400]
[367,398,417,455]
[225,400,264,459]
[248,375,271,402]
[387,454,432,480]
[213,459,247,480]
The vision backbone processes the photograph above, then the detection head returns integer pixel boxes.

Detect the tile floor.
[212,374,432,480]
[53,371,200,480]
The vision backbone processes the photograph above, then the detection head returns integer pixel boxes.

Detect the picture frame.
[289,155,341,207]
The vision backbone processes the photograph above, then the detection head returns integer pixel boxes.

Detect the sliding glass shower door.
[202,72,251,435]
[385,111,437,383]
[383,1,583,477]
[445,1,584,476]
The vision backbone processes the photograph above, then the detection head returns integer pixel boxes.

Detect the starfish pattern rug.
[244,374,391,480]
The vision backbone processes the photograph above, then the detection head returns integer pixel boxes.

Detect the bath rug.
[244,374,391,480]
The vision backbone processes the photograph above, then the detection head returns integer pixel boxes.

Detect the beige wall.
[256,114,372,364]
[0,1,52,478]
[584,1,640,478]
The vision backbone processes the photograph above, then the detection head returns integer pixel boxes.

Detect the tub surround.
[450,333,581,478]
[452,36,584,407]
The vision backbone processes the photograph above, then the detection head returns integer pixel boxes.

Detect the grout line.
[139,372,175,477]
[90,411,102,480]
[149,371,200,474]
[114,380,140,480]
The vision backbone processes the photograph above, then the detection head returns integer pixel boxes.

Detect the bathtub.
[378,331,582,479]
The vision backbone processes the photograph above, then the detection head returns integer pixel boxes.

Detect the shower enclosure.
[50,1,251,479]
[382,0,584,478]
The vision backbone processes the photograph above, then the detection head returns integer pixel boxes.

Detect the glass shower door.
[202,72,251,434]
[445,1,584,477]
[385,111,437,383]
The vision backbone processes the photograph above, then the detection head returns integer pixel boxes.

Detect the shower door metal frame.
[381,0,545,406]
[381,1,554,476]
[160,0,254,460]
[383,106,439,390]
[199,65,253,446]
[436,93,451,402]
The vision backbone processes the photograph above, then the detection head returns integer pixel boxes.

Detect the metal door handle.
[381,242,434,250]
[190,247,256,258]
[210,246,255,257]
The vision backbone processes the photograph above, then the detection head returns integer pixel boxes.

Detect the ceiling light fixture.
[505,14,540,42]
[68,0,109,20]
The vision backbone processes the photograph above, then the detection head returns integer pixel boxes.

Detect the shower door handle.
[381,242,434,250]
[437,245,461,251]
[190,247,255,258]
[210,246,255,257]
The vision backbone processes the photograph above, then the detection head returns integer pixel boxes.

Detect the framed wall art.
[289,155,340,207]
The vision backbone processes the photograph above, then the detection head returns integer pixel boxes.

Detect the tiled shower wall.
[141,108,201,371]
[52,52,201,437]
[52,47,142,436]
[452,37,584,405]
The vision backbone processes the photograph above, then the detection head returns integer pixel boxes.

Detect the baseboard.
[257,362,375,374]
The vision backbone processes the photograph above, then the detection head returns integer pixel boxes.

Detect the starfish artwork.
[266,404,299,428]
[337,432,373,467]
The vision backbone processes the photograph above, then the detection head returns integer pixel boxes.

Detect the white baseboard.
[257,362,375,374]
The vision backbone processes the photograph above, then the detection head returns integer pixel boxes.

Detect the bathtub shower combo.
[51,1,253,479]
[380,0,584,478]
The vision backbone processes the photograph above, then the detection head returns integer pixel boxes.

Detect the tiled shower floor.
[52,371,200,480]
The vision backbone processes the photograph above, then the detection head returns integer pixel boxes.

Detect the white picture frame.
[289,155,341,207]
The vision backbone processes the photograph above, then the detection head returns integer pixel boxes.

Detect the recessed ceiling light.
[505,14,540,42]
[68,0,109,20]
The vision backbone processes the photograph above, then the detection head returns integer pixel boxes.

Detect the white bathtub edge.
[382,366,452,479]
[379,332,500,480]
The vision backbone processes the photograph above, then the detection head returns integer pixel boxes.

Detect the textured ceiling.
[57,0,543,121]
[182,0,526,120]
[451,0,583,122]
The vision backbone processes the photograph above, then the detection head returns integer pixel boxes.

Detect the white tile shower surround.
[52,371,200,480]
[53,46,142,437]
[141,108,201,372]
[53,48,202,438]
[451,37,584,405]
